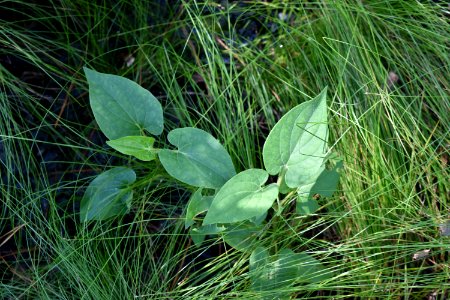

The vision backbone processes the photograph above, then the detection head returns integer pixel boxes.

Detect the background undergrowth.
[1,1,449,299]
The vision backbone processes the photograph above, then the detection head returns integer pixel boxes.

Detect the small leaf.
[296,161,342,215]
[158,127,236,189]
[263,88,328,188]
[84,67,163,140]
[106,136,157,161]
[203,169,279,225]
[80,167,136,222]
[412,249,431,260]
[296,196,319,215]
[185,188,213,229]
[222,221,262,252]
[190,224,226,246]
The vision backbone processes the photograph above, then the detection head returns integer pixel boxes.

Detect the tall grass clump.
[1,0,449,298]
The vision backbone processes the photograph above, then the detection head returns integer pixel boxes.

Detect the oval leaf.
[80,167,136,222]
[84,67,163,139]
[263,88,328,188]
[203,169,278,225]
[158,127,236,189]
[106,136,157,161]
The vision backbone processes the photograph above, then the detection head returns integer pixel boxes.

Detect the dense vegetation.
[1,1,449,299]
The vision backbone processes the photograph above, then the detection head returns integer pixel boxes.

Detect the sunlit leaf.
[106,136,157,161]
[203,169,278,225]
[159,127,236,189]
[84,67,163,139]
[263,88,328,188]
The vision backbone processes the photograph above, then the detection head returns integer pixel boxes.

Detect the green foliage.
[263,88,328,189]
[221,221,263,252]
[3,1,449,298]
[80,167,136,221]
[106,136,157,161]
[84,67,163,139]
[185,188,213,229]
[203,169,278,225]
[158,127,236,188]
[250,247,333,299]
[297,160,343,214]
[81,68,339,297]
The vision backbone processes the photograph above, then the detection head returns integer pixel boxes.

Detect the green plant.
[81,67,341,298]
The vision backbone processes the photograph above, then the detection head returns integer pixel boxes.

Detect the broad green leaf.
[190,224,226,246]
[80,167,136,222]
[185,188,213,229]
[106,136,157,161]
[84,67,163,140]
[222,221,262,252]
[203,169,278,225]
[296,161,342,214]
[263,88,328,188]
[158,127,236,189]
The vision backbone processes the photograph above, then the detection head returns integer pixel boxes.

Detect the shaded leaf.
[296,161,342,214]
[158,127,236,189]
[80,167,136,222]
[294,252,333,283]
[249,248,301,299]
[249,247,271,292]
[190,224,226,247]
[84,67,163,139]
[296,196,319,215]
[185,188,213,229]
[222,221,262,252]
[203,169,278,225]
[106,136,157,161]
[250,247,333,298]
